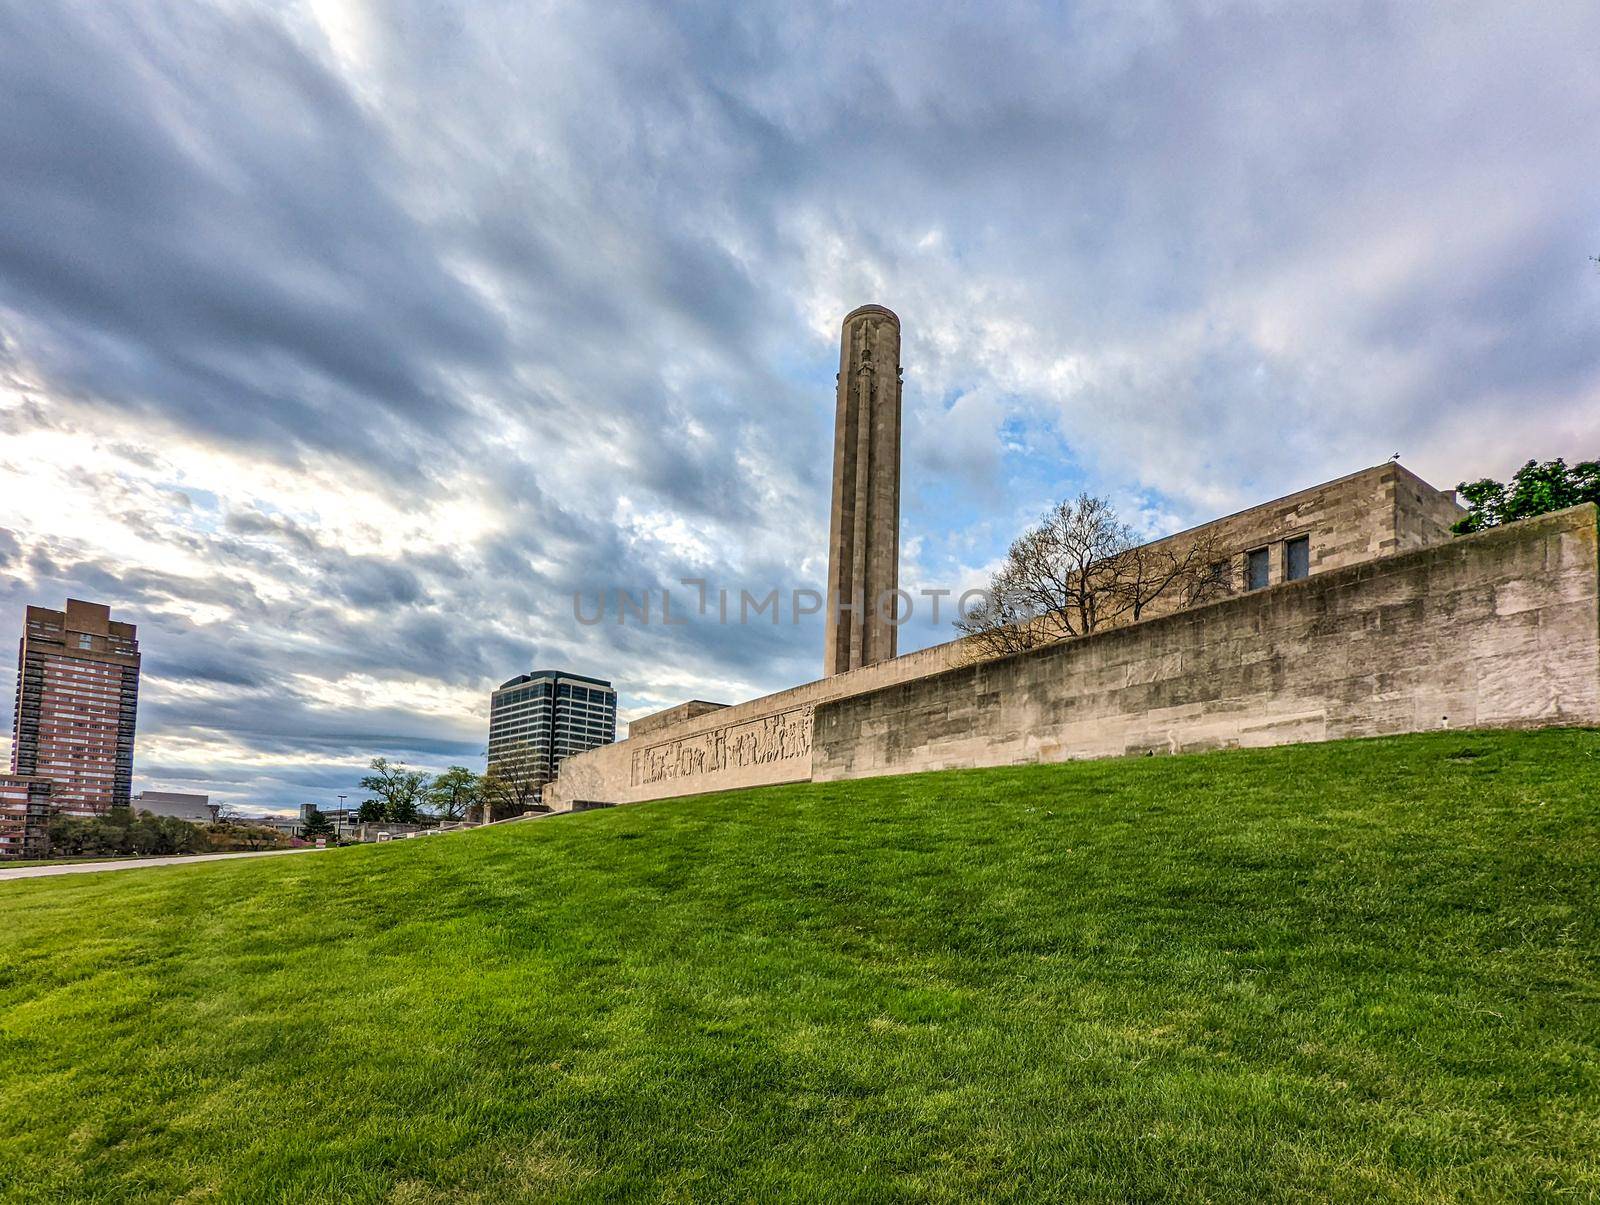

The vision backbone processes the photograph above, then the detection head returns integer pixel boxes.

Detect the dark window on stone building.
[1284,535,1310,581]
[1246,547,1270,591]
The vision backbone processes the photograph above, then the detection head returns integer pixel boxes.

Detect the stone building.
[1116,460,1464,622]
[548,458,1546,810]
[628,699,730,739]
[812,505,1595,780]
[543,307,1597,812]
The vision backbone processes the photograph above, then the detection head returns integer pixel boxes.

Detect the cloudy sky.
[2,1,1596,812]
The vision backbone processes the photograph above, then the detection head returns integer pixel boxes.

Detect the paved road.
[0,847,326,881]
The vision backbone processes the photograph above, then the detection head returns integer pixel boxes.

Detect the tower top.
[842,303,899,325]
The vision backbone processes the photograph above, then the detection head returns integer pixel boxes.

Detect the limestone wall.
[812,505,1599,781]
[628,699,730,739]
[544,634,972,807]
[1392,464,1470,552]
[1138,461,1463,600]
[547,498,1589,811]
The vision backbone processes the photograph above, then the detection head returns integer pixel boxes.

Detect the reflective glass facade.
[488,670,617,787]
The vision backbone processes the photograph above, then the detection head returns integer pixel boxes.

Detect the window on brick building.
[1246,547,1270,590]
[1284,535,1310,581]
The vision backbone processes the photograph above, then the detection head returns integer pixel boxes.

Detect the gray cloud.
[0,2,508,478]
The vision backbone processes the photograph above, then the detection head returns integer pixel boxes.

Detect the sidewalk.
[0,847,325,881]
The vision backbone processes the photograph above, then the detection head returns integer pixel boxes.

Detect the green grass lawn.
[2,730,1597,1201]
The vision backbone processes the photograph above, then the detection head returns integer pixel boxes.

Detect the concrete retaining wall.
[813,505,1599,780]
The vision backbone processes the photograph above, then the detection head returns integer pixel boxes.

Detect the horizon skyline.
[2,2,1597,812]
[0,453,1530,816]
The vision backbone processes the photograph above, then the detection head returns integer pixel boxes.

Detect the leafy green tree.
[42,811,205,858]
[358,757,430,824]
[156,815,205,854]
[1454,457,1600,534]
[131,813,197,855]
[46,813,87,856]
[128,820,160,855]
[301,807,336,839]
[425,766,481,822]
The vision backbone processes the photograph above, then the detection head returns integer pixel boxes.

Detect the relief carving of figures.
[632,706,814,786]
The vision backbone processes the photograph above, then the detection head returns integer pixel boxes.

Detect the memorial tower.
[823,304,902,675]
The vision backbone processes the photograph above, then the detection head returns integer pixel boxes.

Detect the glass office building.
[488,669,617,793]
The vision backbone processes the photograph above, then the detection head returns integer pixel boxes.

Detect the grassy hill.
[1,730,1597,1201]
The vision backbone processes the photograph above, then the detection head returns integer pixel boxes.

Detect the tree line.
[1452,458,1599,534]
[354,755,547,824]
[38,754,554,859]
[46,807,296,858]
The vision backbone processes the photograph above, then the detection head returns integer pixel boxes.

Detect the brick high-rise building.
[10,599,141,817]
[0,774,52,859]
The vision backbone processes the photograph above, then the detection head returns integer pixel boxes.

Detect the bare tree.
[480,746,549,821]
[955,493,1233,660]
[1114,533,1236,621]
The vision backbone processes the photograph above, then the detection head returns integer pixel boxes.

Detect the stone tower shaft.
[823,304,902,676]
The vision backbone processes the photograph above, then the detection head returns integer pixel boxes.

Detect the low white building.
[131,791,219,824]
